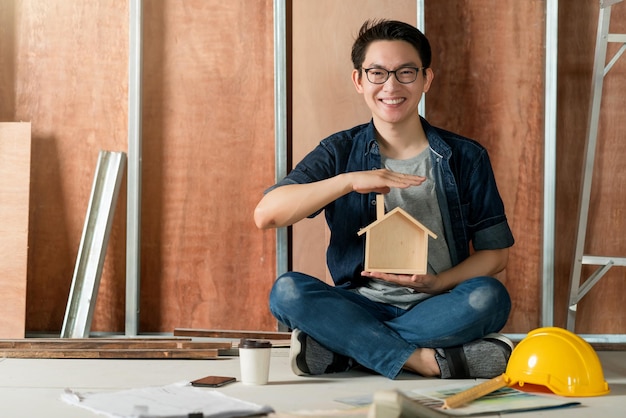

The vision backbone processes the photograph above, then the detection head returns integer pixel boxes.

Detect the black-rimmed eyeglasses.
[362,66,425,84]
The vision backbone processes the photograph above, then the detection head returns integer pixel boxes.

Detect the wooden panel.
[3,0,624,336]
[0,338,230,350]
[0,122,31,338]
[291,0,418,283]
[0,337,229,358]
[7,1,129,332]
[0,1,16,121]
[292,1,545,333]
[554,1,626,333]
[2,1,276,334]
[174,328,291,340]
[139,0,275,332]
[426,2,545,332]
[0,349,220,359]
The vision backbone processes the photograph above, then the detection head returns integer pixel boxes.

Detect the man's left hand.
[360,270,447,294]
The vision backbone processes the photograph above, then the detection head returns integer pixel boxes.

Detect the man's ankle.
[403,348,440,377]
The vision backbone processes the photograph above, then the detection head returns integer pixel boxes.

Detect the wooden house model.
[357,194,437,275]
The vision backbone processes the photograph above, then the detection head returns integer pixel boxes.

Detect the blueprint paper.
[61,381,274,418]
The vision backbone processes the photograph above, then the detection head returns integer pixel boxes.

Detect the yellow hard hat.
[504,327,610,397]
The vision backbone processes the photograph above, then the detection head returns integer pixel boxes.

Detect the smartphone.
[190,375,236,387]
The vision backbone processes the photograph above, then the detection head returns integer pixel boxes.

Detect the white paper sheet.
[61,381,274,418]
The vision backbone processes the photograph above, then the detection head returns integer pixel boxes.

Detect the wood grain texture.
[292,1,545,333]
[139,0,275,332]
[0,1,16,120]
[360,211,432,274]
[7,1,130,332]
[2,0,625,336]
[291,0,418,284]
[424,1,545,332]
[0,348,219,359]
[554,1,626,333]
[3,0,276,333]
[0,337,228,359]
[0,338,231,350]
[0,123,31,338]
[174,328,291,340]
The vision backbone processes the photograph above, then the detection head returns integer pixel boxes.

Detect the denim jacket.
[271,118,514,288]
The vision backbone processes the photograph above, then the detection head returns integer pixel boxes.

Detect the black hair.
[351,19,432,72]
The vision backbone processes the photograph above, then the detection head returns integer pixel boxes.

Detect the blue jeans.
[269,272,511,379]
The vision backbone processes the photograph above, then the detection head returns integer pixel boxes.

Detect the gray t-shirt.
[356,147,453,309]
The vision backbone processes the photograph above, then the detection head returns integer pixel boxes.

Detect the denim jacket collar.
[362,117,452,160]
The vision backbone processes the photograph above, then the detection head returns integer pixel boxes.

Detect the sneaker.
[289,329,354,376]
[434,333,514,379]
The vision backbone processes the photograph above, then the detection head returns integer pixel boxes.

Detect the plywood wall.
[5,0,131,333]
[1,0,276,334]
[292,0,544,333]
[1,0,625,336]
[291,0,418,284]
[138,0,276,332]
[425,1,545,332]
[554,0,626,334]
[291,0,626,335]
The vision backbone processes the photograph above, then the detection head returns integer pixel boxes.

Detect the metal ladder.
[567,0,626,335]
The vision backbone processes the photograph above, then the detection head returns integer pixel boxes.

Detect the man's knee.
[466,277,511,314]
[269,272,317,312]
[270,273,301,305]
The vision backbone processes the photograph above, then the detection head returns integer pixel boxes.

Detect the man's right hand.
[254,169,425,229]
[348,169,426,195]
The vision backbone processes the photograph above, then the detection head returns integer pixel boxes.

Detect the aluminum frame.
[542,0,558,327]
[274,0,289,332]
[417,0,426,117]
[126,0,143,337]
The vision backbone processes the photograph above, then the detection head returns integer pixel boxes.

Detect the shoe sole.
[483,333,514,351]
[289,329,307,376]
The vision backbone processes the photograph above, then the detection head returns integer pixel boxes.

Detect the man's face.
[352,40,433,126]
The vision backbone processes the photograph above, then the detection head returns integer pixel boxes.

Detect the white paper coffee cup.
[239,339,272,385]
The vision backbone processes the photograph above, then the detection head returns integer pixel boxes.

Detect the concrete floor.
[0,346,625,417]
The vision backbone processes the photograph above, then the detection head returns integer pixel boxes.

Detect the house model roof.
[357,206,437,239]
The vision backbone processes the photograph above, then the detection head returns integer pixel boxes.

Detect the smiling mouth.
[380,98,405,105]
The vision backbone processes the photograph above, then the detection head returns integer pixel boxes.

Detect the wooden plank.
[0,339,232,350]
[174,328,291,340]
[0,122,31,338]
[0,336,232,359]
[138,0,277,333]
[0,348,219,359]
[590,343,626,352]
